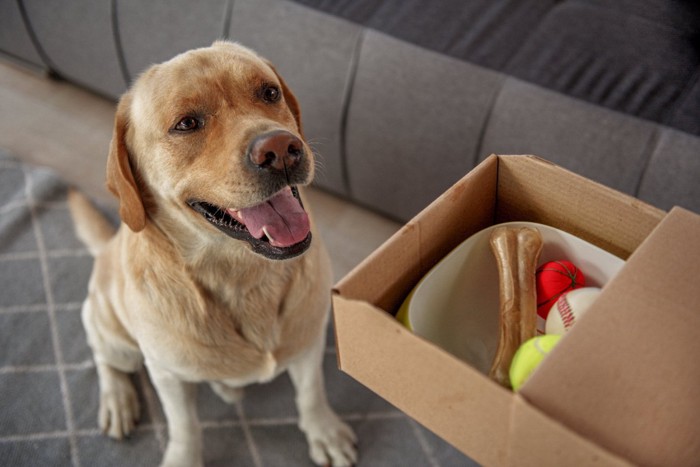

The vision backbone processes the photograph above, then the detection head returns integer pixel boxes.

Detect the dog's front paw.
[300,408,358,467]
[98,371,140,439]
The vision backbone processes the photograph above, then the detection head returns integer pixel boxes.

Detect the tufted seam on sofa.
[338,28,366,199]
[14,0,56,72]
[632,125,663,200]
[222,0,235,44]
[474,75,508,167]
[110,0,131,88]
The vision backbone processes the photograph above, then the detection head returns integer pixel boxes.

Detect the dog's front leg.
[288,332,358,466]
[147,364,202,467]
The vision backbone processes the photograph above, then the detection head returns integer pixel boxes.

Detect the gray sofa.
[2,0,699,221]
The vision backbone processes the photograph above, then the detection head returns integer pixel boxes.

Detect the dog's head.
[106,41,315,260]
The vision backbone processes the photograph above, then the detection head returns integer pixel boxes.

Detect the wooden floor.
[0,60,401,281]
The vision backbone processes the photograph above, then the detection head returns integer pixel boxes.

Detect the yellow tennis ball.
[509,335,562,391]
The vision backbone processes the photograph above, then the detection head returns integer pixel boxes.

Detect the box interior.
[336,155,664,312]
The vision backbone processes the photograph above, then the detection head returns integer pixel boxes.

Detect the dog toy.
[509,335,562,391]
[536,260,585,320]
[545,287,601,335]
[488,226,543,388]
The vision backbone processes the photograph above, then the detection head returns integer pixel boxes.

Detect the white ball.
[545,287,602,335]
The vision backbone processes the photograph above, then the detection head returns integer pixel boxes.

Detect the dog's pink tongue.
[229,188,310,248]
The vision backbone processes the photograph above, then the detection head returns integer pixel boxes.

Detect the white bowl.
[400,222,624,374]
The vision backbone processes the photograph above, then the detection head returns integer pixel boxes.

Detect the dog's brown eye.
[261,85,281,103]
[174,116,200,132]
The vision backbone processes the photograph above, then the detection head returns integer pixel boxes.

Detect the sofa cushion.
[345,31,504,220]
[290,0,700,138]
[638,129,700,213]
[22,0,126,97]
[117,0,231,80]
[0,0,44,68]
[505,1,700,128]
[290,0,558,70]
[669,78,700,136]
[479,78,658,196]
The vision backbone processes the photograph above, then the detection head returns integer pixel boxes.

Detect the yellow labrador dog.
[69,41,357,466]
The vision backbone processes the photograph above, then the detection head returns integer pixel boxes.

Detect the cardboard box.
[332,155,700,466]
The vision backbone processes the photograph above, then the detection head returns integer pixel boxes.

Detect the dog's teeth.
[262,226,274,243]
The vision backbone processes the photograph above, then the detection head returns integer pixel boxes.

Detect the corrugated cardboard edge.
[332,295,512,466]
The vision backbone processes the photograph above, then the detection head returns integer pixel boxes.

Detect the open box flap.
[521,207,700,466]
[507,395,631,466]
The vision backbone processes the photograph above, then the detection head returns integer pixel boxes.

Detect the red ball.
[536,260,585,320]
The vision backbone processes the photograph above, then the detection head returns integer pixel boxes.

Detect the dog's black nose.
[249,130,304,172]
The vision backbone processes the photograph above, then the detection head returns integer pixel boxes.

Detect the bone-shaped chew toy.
[488,226,543,388]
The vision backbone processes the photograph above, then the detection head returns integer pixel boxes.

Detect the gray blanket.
[0,151,474,466]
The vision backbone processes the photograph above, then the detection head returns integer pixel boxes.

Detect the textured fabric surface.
[669,77,700,136]
[638,129,700,213]
[479,78,659,196]
[291,0,700,135]
[7,0,698,139]
[0,0,44,68]
[505,1,700,132]
[21,0,126,97]
[118,0,231,80]
[345,31,504,221]
[0,151,478,466]
[3,0,699,221]
[292,0,558,70]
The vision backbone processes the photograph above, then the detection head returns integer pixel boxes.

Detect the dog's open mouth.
[188,186,312,260]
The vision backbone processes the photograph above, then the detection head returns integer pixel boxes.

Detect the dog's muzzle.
[188,186,312,260]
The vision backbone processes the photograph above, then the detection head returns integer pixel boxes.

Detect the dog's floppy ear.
[266,62,305,139]
[106,93,146,232]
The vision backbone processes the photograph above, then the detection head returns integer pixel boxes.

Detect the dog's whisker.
[313,159,328,178]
